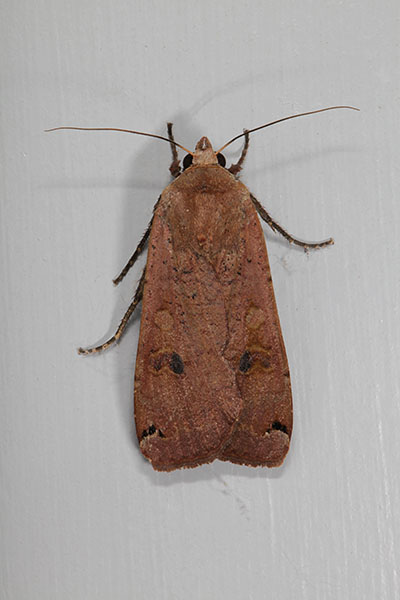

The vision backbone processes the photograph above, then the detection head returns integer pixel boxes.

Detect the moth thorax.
[192,136,218,166]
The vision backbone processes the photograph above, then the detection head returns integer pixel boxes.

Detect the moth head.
[183,137,226,169]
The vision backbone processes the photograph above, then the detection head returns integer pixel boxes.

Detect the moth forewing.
[60,107,357,470]
[134,151,292,471]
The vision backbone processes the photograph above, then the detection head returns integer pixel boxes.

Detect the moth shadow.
[137,448,293,487]
[245,143,360,178]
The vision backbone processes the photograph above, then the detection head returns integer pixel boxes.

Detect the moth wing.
[219,191,293,467]
[134,192,243,472]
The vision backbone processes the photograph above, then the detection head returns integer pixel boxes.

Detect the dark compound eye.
[217,153,226,167]
[183,154,193,170]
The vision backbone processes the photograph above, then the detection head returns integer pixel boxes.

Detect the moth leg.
[78,269,146,355]
[113,196,161,286]
[113,221,152,285]
[167,122,181,178]
[250,193,334,250]
[228,130,250,176]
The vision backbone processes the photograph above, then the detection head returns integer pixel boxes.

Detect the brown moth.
[47,105,358,471]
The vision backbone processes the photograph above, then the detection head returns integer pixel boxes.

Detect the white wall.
[1,1,399,599]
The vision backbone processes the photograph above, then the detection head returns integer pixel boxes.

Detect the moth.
[48,105,358,471]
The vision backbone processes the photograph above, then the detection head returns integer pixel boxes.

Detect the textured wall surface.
[1,2,399,599]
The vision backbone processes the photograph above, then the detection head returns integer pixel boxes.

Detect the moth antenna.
[216,105,360,153]
[45,126,193,155]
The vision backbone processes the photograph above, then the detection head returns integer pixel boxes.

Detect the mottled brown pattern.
[69,117,349,469]
[134,143,292,471]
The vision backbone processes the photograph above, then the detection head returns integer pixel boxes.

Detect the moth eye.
[217,153,226,167]
[183,154,193,170]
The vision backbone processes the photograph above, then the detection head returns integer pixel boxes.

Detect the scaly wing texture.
[134,166,292,471]
[219,191,292,467]
[134,167,245,471]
